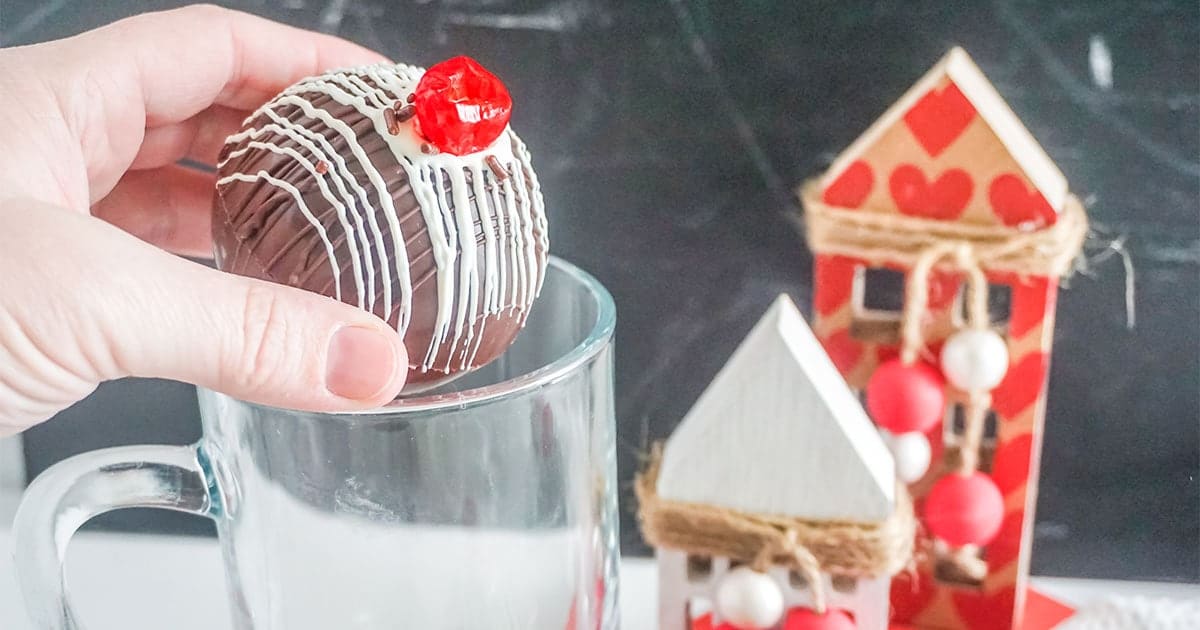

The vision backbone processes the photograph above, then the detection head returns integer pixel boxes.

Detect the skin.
[0,5,409,435]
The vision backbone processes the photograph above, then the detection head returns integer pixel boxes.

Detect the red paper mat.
[888,587,1075,630]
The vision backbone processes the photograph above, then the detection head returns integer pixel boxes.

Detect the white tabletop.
[2,491,1196,629]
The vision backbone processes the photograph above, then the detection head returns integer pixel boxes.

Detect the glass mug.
[13,257,619,630]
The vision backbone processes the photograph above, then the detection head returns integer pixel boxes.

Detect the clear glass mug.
[13,257,619,630]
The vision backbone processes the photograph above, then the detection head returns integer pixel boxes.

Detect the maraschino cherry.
[413,56,512,156]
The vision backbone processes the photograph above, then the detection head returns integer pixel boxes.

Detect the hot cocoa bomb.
[212,57,548,391]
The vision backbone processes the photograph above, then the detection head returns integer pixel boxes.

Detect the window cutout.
[788,570,809,589]
[850,267,906,344]
[831,574,858,594]
[857,267,907,313]
[957,283,1012,328]
[942,404,1000,473]
[686,555,712,582]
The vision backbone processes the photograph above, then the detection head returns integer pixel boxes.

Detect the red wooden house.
[801,47,1087,630]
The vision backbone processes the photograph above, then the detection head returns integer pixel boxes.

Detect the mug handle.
[11,444,219,630]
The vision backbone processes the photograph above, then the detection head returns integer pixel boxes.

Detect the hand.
[0,5,408,434]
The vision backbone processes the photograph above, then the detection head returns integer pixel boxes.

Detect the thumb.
[0,199,406,430]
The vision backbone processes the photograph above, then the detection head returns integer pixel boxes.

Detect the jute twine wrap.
[635,446,916,613]
[799,180,1088,280]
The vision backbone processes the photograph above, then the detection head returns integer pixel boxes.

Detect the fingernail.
[325,326,400,400]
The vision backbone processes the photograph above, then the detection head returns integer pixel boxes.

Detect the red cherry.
[413,56,512,156]
[923,472,1005,546]
[783,607,858,630]
[866,359,945,433]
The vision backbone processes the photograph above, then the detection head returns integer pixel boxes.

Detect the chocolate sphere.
[212,61,548,391]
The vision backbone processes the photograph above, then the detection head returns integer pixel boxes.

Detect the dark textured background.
[3,0,1197,583]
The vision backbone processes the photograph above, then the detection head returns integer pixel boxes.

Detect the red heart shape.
[986,510,1027,570]
[823,160,874,208]
[903,83,977,157]
[991,433,1033,495]
[821,328,863,374]
[992,352,1047,419]
[989,174,1057,229]
[926,270,961,310]
[815,256,857,316]
[889,568,937,623]
[889,165,973,220]
[1007,276,1051,339]
[952,586,1017,630]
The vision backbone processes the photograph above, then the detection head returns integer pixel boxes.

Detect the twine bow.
[753,529,828,613]
[800,180,1088,476]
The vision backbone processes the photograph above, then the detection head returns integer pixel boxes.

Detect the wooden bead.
[923,472,1005,546]
[783,607,858,630]
[882,430,931,484]
[715,567,784,629]
[866,359,946,433]
[940,329,1009,391]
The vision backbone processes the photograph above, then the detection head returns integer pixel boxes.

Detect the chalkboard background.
[3,0,1197,583]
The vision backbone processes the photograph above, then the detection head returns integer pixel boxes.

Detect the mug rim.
[202,256,615,418]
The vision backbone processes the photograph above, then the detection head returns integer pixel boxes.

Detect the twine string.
[753,529,827,613]
[799,180,1088,280]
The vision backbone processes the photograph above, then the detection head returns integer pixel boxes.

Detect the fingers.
[69,4,388,125]
[0,198,407,430]
[91,165,215,258]
[29,5,388,200]
[132,105,247,170]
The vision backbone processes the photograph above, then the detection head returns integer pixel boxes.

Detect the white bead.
[715,566,784,629]
[941,329,1009,391]
[882,429,932,483]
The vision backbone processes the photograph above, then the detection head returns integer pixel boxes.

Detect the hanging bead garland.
[782,607,858,630]
[714,566,785,629]
[865,241,1009,549]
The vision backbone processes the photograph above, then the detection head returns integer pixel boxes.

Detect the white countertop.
[2,491,1196,629]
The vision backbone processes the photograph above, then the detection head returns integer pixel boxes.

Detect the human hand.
[0,5,408,434]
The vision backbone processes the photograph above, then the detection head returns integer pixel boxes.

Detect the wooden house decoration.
[799,47,1087,630]
[637,295,915,630]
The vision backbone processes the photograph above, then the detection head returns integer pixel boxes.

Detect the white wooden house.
[650,295,906,630]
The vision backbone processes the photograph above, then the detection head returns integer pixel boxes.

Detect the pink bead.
[866,359,946,433]
[782,607,858,630]
[923,472,1005,546]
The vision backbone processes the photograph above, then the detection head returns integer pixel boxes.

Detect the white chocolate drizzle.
[217,63,547,374]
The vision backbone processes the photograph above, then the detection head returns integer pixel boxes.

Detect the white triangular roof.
[821,46,1068,214]
[657,295,895,522]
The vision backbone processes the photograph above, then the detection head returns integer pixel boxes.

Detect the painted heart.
[815,256,857,316]
[986,510,1026,570]
[989,174,1057,229]
[903,83,977,157]
[926,270,961,310]
[1007,276,1051,339]
[821,328,863,374]
[991,433,1033,495]
[992,352,1047,419]
[823,160,874,208]
[889,568,937,623]
[889,165,973,220]
[952,586,1016,630]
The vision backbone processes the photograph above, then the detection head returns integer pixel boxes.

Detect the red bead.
[866,359,946,433]
[923,472,1005,546]
[783,608,858,630]
[413,56,512,156]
